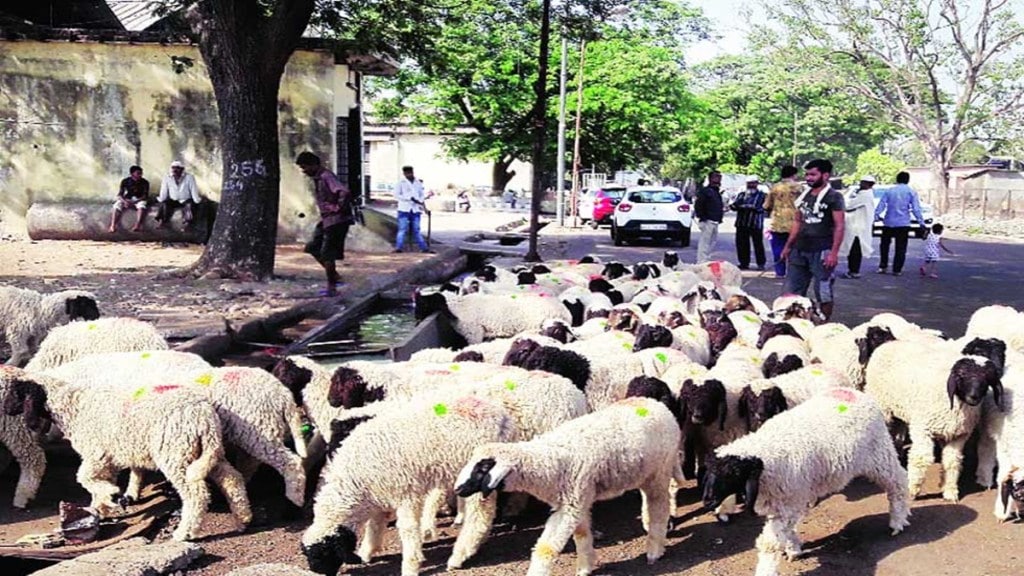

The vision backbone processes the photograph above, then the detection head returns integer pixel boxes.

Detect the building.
[0,3,396,240]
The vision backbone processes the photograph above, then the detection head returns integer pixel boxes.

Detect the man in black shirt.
[780,159,846,320]
[109,165,150,233]
[694,170,724,263]
[730,175,767,270]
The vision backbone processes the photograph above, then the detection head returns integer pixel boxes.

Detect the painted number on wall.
[224,159,268,193]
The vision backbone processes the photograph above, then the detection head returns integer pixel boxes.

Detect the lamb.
[0,286,100,366]
[2,373,251,541]
[737,364,853,432]
[455,397,682,576]
[0,366,47,508]
[25,317,168,372]
[301,395,517,576]
[759,335,810,377]
[864,339,1004,501]
[408,333,563,365]
[45,353,306,506]
[965,304,1024,352]
[811,325,895,389]
[703,387,910,576]
[414,289,572,344]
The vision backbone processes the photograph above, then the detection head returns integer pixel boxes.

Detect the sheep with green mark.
[25,317,168,372]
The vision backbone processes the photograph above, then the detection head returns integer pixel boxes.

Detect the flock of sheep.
[0,254,1023,576]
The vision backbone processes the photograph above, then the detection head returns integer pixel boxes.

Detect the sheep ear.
[2,379,28,416]
[989,367,1004,411]
[678,379,693,421]
[718,396,728,431]
[855,337,870,365]
[946,366,961,410]
[737,387,753,432]
[744,469,761,515]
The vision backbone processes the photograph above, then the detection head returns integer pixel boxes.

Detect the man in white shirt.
[156,160,202,229]
[394,165,433,253]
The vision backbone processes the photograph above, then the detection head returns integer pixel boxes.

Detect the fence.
[920,187,1024,220]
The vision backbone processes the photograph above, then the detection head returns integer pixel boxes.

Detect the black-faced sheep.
[0,287,100,366]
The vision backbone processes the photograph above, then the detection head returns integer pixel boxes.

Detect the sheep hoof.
[117,495,135,509]
[942,490,960,503]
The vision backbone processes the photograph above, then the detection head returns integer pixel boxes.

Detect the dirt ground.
[1,238,1023,575]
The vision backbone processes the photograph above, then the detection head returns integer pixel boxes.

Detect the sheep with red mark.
[737,364,853,432]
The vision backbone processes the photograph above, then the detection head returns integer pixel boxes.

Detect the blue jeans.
[784,248,835,303]
[396,211,428,251]
[769,232,788,277]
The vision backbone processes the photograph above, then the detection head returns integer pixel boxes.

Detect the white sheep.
[0,286,100,366]
[703,387,910,576]
[737,364,853,431]
[976,353,1024,520]
[2,374,251,541]
[414,289,571,344]
[454,397,682,576]
[811,325,895,389]
[965,304,1024,353]
[24,317,168,372]
[0,365,47,508]
[864,339,1004,501]
[302,395,517,576]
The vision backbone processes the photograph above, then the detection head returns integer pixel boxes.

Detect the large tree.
[767,0,1024,198]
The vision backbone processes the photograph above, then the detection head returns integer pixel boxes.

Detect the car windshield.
[627,189,682,203]
[601,189,625,200]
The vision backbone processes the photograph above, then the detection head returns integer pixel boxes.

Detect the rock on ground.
[224,563,320,576]
[33,538,202,576]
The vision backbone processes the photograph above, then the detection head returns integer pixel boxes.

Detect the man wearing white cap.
[728,175,767,270]
[839,175,876,278]
[156,160,202,228]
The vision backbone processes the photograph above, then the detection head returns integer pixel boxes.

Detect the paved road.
[526,219,1023,337]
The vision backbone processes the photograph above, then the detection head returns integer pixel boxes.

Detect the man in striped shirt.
[730,175,767,270]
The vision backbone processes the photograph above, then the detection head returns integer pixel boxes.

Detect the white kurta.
[840,186,875,258]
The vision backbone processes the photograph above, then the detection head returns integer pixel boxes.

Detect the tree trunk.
[525,0,552,263]
[926,143,952,212]
[491,158,516,193]
[185,0,314,280]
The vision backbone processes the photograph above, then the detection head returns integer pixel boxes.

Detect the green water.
[307,303,417,369]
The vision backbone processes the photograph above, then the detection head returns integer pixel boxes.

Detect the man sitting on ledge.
[108,164,149,233]
[156,160,202,229]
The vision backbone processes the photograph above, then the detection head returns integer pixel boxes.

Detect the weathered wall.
[0,40,341,240]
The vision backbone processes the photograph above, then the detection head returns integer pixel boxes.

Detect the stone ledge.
[27,201,216,244]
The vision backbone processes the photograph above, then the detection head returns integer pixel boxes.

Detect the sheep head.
[516,271,537,285]
[856,325,896,365]
[625,376,676,419]
[961,337,1007,375]
[633,324,674,352]
[413,289,452,321]
[756,322,802,349]
[662,251,679,269]
[761,353,804,378]
[578,255,597,264]
[601,262,629,280]
[64,294,100,321]
[2,377,51,433]
[540,319,575,343]
[702,454,763,516]
[501,338,542,368]
[947,357,1003,410]
[561,299,585,327]
[658,310,689,329]
[998,468,1024,518]
[328,367,384,409]
[705,320,738,360]
[271,358,312,405]
[737,385,787,432]
[474,265,498,282]
[723,294,755,315]
[455,449,515,498]
[679,378,727,430]
[302,525,361,574]
[607,307,641,333]
[531,264,552,274]
[326,415,375,460]
[453,350,485,363]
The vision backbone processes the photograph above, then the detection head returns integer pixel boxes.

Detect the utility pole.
[556,36,568,227]
[570,39,586,229]
[792,108,799,166]
[524,0,551,262]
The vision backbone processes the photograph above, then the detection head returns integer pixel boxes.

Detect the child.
[920,223,954,278]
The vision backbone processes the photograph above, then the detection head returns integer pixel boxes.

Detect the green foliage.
[853,148,903,184]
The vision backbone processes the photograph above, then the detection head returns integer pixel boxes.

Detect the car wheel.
[679,226,691,248]
[589,219,600,230]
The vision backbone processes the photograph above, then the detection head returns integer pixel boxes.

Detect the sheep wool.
[706,388,910,576]
[0,366,47,508]
[25,317,168,372]
[0,287,100,366]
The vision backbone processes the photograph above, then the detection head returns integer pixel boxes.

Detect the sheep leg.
[124,469,145,503]
[75,458,121,516]
[420,488,445,541]
[10,435,45,509]
[447,493,498,570]
[251,445,307,508]
[862,446,911,534]
[233,451,262,482]
[640,478,671,564]
[527,505,582,576]
[940,436,967,502]
[571,509,597,576]
[161,466,211,542]
[208,461,253,529]
[754,516,786,576]
[975,432,997,489]
[357,509,389,563]
[395,499,427,576]
[906,426,934,499]
[779,514,804,560]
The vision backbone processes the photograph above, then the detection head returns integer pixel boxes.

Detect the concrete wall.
[0,39,348,240]
[366,132,532,194]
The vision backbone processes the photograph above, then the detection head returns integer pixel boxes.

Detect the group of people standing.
[694,161,952,320]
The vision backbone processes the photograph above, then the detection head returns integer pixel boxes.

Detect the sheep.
[806,322,852,354]
[678,362,757,481]
[408,333,563,365]
[25,317,168,372]
[301,395,517,576]
[0,365,47,508]
[811,325,895,389]
[759,336,810,377]
[972,348,1024,520]
[864,339,1004,501]
[455,397,682,576]
[703,387,910,576]
[691,260,743,290]
[414,289,572,344]
[737,365,853,432]
[2,374,251,541]
[0,286,100,366]
[965,304,1024,353]
[45,353,306,506]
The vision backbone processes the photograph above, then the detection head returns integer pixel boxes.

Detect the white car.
[611,186,693,247]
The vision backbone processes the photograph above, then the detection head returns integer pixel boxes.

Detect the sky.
[685,0,761,65]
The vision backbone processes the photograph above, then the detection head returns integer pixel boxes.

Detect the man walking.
[764,166,802,277]
[780,159,845,321]
[694,170,724,263]
[296,151,354,297]
[730,175,767,270]
[394,165,433,253]
[874,171,924,276]
[839,175,876,278]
